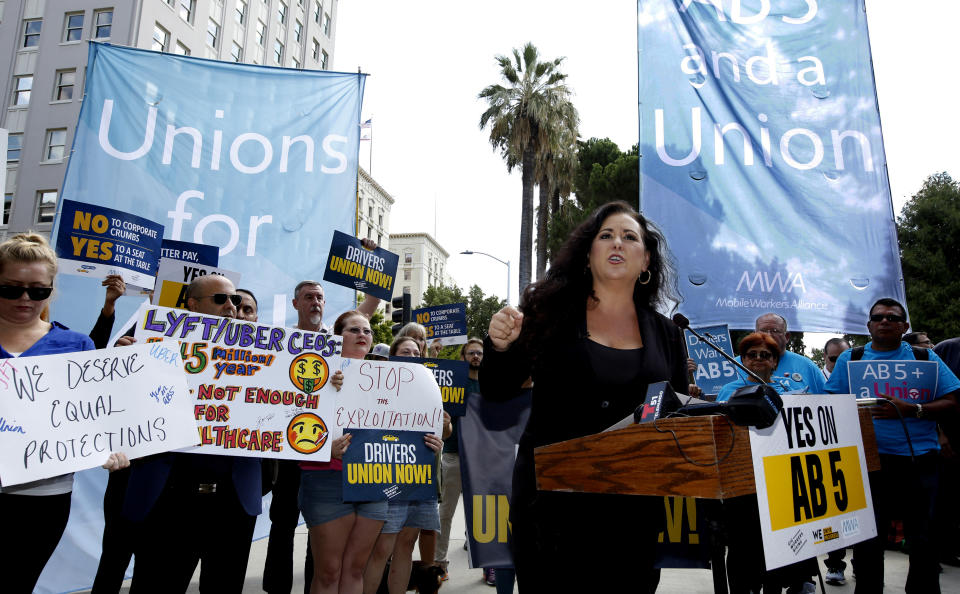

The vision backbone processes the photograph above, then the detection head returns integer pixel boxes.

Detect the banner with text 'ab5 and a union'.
[54,43,365,331]
[639,1,904,333]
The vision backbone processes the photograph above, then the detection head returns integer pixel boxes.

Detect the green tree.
[480,42,578,290]
[536,125,578,279]
[368,309,394,347]
[897,172,960,342]
[547,138,639,259]
[421,283,505,359]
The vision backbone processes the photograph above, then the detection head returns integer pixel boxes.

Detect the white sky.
[334,1,958,310]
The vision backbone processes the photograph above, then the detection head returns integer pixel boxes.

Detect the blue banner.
[342,429,436,502]
[638,1,903,333]
[413,303,468,346]
[55,199,163,289]
[322,230,399,301]
[53,42,365,331]
[161,238,219,267]
[847,360,939,402]
[392,356,469,416]
[685,323,736,395]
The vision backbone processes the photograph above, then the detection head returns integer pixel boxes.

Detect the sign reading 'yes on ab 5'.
[749,394,876,570]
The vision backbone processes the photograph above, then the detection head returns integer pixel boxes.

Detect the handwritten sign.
[133,305,341,461]
[847,360,938,402]
[685,324,736,395]
[749,394,876,570]
[322,230,399,301]
[161,239,219,267]
[0,342,198,486]
[342,428,436,501]
[393,356,468,416]
[55,199,164,289]
[332,358,444,440]
[412,303,468,347]
[152,259,242,310]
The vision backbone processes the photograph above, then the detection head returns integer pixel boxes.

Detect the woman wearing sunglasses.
[716,332,784,402]
[0,233,130,592]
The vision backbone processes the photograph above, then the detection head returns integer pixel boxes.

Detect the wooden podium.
[535,407,879,498]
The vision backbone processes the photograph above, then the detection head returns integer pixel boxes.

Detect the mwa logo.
[736,270,806,293]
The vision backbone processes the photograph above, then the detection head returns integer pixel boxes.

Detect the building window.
[235,0,247,25]
[175,41,191,55]
[230,42,243,62]
[311,38,319,60]
[294,20,302,43]
[404,253,413,264]
[2,195,11,226]
[277,2,287,25]
[292,56,300,69]
[178,0,196,23]
[94,9,112,39]
[314,1,322,24]
[23,19,42,47]
[404,269,411,281]
[320,49,328,70]
[63,13,84,42]
[207,19,220,48]
[54,69,76,101]
[152,24,170,52]
[378,214,383,226]
[6,133,22,162]
[256,20,266,46]
[37,190,58,224]
[12,75,32,106]
[44,129,68,161]
[322,13,331,36]
[273,40,283,64]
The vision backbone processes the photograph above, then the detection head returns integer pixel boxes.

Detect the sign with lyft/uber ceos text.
[685,324,735,396]
[0,342,198,486]
[750,394,875,569]
[53,42,365,332]
[639,0,904,333]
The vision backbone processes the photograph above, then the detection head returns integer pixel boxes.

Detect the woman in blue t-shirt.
[717,332,786,402]
[0,233,130,592]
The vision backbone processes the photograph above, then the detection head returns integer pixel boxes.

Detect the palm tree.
[479,42,578,290]
[535,125,578,279]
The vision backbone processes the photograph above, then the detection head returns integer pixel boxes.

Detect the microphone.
[670,313,783,429]
[856,398,882,406]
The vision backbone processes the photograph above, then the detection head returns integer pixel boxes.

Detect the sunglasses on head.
[0,285,53,301]
[869,313,906,323]
[198,293,243,307]
[744,350,773,361]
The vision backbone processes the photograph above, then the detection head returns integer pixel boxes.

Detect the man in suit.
[125,274,262,593]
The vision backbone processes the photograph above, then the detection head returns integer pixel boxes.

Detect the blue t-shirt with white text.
[735,349,825,394]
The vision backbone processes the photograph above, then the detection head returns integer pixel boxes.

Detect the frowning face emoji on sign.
[289,352,329,393]
[287,413,328,454]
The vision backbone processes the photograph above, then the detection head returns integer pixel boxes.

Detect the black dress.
[480,306,688,592]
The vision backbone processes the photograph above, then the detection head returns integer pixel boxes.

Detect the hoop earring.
[638,269,651,285]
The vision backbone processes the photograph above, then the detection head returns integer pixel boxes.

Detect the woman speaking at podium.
[481,201,688,591]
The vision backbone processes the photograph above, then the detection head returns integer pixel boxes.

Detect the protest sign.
[332,358,444,439]
[685,324,736,396]
[392,356,469,416]
[161,239,219,267]
[342,428,436,502]
[656,497,710,569]
[847,360,938,402]
[639,0,904,333]
[323,230,399,301]
[750,394,875,569]
[152,259,242,309]
[0,342,198,486]
[55,199,163,289]
[413,303,468,346]
[133,304,341,461]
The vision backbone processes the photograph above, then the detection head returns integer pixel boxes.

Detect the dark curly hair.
[517,200,679,354]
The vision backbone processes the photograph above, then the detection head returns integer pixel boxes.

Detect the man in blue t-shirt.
[735,313,826,394]
[825,297,960,593]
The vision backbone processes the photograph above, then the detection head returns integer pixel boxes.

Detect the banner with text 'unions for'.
[638,0,904,333]
[54,42,365,331]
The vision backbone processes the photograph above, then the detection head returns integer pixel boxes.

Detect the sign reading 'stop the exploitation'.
[132,304,342,461]
[323,230,399,301]
[393,356,469,416]
[750,394,875,570]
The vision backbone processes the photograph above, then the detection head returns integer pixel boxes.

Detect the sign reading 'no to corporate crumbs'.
[0,342,198,486]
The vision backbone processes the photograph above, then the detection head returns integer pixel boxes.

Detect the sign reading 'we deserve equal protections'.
[0,342,198,486]
[133,304,342,461]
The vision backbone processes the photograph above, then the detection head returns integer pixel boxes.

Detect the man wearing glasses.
[822,337,851,380]
[736,312,826,394]
[824,297,960,593]
[125,274,263,592]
